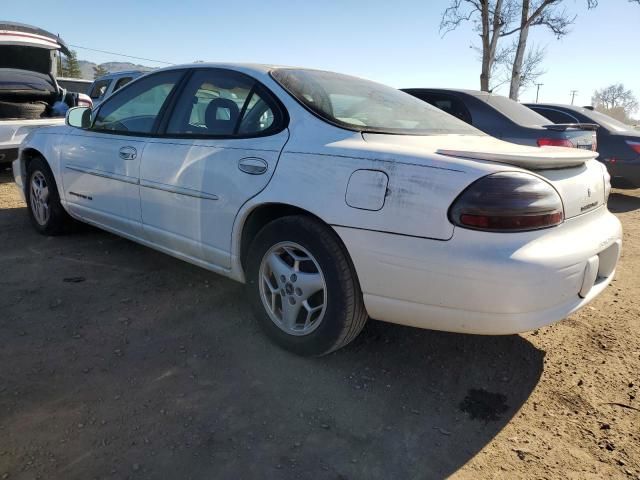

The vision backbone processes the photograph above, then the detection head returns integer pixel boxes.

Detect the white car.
[13,64,622,355]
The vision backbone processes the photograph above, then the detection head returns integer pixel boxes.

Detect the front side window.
[166,69,281,137]
[93,70,183,134]
[271,68,481,135]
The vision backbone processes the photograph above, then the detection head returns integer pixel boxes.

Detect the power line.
[68,44,174,65]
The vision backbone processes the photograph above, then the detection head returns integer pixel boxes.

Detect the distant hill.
[63,59,154,79]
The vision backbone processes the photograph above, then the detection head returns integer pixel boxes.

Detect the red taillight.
[626,140,640,155]
[460,212,564,230]
[449,172,565,232]
[537,138,574,148]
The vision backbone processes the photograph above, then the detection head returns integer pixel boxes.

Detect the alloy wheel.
[30,171,50,226]
[258,242,327,336]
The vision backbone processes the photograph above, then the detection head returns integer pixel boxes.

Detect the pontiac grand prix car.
[13,64,622,355]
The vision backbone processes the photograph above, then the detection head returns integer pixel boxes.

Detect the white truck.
[0,22,91,166]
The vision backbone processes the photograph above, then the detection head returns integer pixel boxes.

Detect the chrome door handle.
[238,157,268,175]
[119,146,137,160]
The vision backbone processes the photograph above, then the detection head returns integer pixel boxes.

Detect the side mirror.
[66,106,91,129]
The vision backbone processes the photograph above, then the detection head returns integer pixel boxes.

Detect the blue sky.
[4,0,639,112]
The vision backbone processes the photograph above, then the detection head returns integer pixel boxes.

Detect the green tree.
[93,64,109,79]
[61,50,82,78]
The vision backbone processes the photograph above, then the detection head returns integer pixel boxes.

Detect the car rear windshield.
[482,94,550,127]
[271,68,481,135]
[581,108,633,133]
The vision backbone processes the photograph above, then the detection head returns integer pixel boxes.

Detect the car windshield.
[271,68,481,135]
[483,94,549,127]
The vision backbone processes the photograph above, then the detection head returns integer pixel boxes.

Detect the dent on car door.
[138,68,289,270]
[60,70,185,237]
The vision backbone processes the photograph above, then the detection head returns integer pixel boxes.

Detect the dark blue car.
[526,104,640,188]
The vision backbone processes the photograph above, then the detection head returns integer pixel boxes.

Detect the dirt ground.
[0,166,638,480]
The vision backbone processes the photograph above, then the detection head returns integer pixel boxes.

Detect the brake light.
[626,140,640,155]
[537,138,574,148]
[449,172,564,232]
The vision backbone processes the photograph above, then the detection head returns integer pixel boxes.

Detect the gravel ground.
[0,167,638,480]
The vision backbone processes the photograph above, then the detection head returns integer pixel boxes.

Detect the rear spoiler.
[543,123,599,132]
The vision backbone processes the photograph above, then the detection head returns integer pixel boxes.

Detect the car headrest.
[205,98,240,135]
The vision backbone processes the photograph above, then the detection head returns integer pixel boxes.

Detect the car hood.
[362,133,597,170]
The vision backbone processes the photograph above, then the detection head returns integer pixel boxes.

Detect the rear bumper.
[334,206,622,335]
[601,158,640,187]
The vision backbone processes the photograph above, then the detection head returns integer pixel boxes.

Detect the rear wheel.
[246,215,368,356]
[26,157,72,235]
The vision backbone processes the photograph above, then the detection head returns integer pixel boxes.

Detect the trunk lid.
[362,133,605,219]
[361,133,597,169]
[536,160,605,218]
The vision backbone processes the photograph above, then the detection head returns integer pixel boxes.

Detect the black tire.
[0,100,47,120]
[25,157,72,235]
[246,215,368,356]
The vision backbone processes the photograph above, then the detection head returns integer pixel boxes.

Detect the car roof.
[157,63,287,74]
[94,70,147,81]
[402,88,491,98]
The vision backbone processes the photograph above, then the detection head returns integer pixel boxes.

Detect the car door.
[60,70,185,238]
[138,68,289,270]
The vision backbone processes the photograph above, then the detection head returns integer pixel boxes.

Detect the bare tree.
[592,84,639,122]
[441,0,597,97]
[441,0,519,91]
[507,0,597,100]
[492,42,545,96]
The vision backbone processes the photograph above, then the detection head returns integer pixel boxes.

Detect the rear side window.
[89,79,110,100]
[272,68,480,135]
[166,69,283,137]
[419,93,472,124]
[531,107,578,124]
[113,76,133,92]
[93,70,183,134]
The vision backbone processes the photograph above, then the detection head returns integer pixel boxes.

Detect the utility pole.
[570,90,578,105]
[535,83,543,103]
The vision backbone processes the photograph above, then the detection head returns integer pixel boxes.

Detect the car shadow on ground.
[0,202,544,479]
[608,190,640,213]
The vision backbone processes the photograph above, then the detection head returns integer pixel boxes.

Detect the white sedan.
[13,64,622,355]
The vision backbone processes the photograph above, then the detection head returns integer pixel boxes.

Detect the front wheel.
[246,215,368,356]
[26,157,72,235]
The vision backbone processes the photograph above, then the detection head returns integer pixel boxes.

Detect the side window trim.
[233,84,257,135]
[89,69,189,137]
[153,69,195,136]
[157,67,289,140]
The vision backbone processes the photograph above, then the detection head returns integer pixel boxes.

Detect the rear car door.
[60,70,185,238]
[138,68,289,269]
